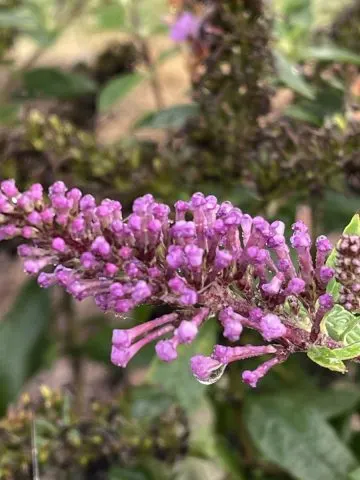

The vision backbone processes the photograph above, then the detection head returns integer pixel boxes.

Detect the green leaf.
[307,346,347,373]
[274,51,315,99]
[22,68,97,99]
[98,73,144,113]
[96,4,126,30]
[281,386,360,419]
[303,46,360,65]
[350,467,360,480]
[332,342,360,360]
[147,319,217,412]
[0,8,37,29]
[244,395,358,480]
[130,385,174,423]
[284,104,322,125]
[134,104,199,130]
[307,342,360,372]
[0,279,51,416]
[322,305,360,344]
[81,323,112,364]
[342,213,360,236]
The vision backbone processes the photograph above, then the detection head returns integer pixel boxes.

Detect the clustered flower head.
[336,234,360,312]
[0,180,339,387]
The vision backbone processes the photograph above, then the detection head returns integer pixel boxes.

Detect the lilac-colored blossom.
[170,12,200,43]
[0,180,343,387]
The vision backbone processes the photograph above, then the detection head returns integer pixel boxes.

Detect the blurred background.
[1,0,360,478]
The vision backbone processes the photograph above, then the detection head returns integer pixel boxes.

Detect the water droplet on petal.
[194,362,227,385]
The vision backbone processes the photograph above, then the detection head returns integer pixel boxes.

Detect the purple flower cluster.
[170,11,200,43]
[0,180,338,387]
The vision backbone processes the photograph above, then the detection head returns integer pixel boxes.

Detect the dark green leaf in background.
[134,104,199,130]
[98,73,144,113]
[274,51,315,99]
[0,279,52,416]
[22,68,97,99]
[147,319,217,412]
[244,395,358,480]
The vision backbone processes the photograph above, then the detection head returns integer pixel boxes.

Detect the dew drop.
[194,363,227,385]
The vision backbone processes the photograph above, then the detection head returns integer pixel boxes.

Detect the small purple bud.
[28,184,43,201]
[260,314,287,341]
[190,355,223,382]
[1,179,18,197]
[132,281,152,303]
[319,293,334,310]
[115,299,134,313]
[80,194,96,211]
[319,266,335,284]
[22,226,36,238]
[224,208,243,226]
[71,216,85,234]
[316,235,332,253]
[91,236,111,257]
[242,370,259,388]
[172,221,196,239]
[51,195,70,211]
[291,230,311,249]
[148,266,161,278]
[49,181,67,196]
[41,208,55,224]
[168,276,187,294]
[155,340,178,362]
[249,308,263,323]
[111,346,131,367]
[128,214,142,231]
[223,320,243,342]
[262,273,284,296]
[80,252,97,269]
[271,220,285,236]
[215,249,233,269]
[52,237,67,253]
[67,188,82,203]
[148,219,162,233]
[184,244,204,268]
[112,330,131,348]
[119,246,132,259]
[38,272,57,288]
[177,320,198,343]
[180,288,198,305]
[105,263,118,276]
[110,283,125,298]
[166,245,184,269]
[27,211,42,226]
[286,277,306,295]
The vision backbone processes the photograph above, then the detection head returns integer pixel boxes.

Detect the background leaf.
[147,319,217,412]
[134,104,199,130]
[98,73,144,113]
[274,51,315,98]
[0,279,52,416]
[244,395,358,480]
[96,3,126,30]
[22,68,97,99]
[302,45,360,64]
